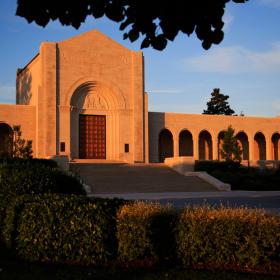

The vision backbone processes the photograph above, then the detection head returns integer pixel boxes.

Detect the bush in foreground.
[1,197,279,274]
[177,205,280,269]
[117,202,280,272]
[117,202,177,265]
[1,194,125,265]
[0,163,85,196]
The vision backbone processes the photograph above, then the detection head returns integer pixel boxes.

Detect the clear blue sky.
[0,0,280,116]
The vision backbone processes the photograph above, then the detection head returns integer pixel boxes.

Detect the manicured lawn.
[0,247,278,280]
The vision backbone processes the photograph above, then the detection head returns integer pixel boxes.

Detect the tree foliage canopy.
[220,125,242,162]
[203,88,235,115]
[16,0,248,50]
[10,125,33,159]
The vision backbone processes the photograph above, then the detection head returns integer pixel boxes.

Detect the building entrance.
[79,115,106,159]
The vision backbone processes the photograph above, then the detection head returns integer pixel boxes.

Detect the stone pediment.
[58,29,130,53]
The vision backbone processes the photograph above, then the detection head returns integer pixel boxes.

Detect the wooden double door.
[79,115,106,159]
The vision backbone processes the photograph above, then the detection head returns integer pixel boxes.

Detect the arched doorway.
[236,131,249,160]
[218,131,226,160]
[69,81,125,160]
[254,132,266,160]
[0,123,12,158]
[159,129,173,162]
[179,130,193,156]
[199,130,213,160]
[272,133,280,160]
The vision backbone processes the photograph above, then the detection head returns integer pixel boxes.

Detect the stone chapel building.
[0,30,280,166]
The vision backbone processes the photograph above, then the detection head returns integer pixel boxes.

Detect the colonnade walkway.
[69,161,218,194]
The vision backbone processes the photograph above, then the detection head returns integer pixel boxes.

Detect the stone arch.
[254,132,266,161]
[159,128,174,163]
[68,81,124,159]
[65,77,126,109]
[69,81,125,110]
[271,132,280,160]
[217,130,226,161]
[0,122,12,157]
[179,129,193,156]
[236,131,249,161]
[199,130,213,160]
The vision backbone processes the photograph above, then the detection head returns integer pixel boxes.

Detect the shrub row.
[177,206,280,268]
[0,162,86,196]
[194,160,241,173]
[117,202,280,271]
[195,160,280,190]
[117,202,178,264]
[0,197,279,272]
[0,194,125,265]
[0,157,58,167]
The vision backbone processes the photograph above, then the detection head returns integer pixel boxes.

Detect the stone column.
[193,134,199,160]
[248,137,255,165]
[174,133,179,157]
[266,136,272,160]
[212,134,218,160]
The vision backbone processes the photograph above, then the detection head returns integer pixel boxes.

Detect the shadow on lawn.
[0,245,278,280]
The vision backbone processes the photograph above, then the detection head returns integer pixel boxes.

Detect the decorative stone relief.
[82,93,108,110]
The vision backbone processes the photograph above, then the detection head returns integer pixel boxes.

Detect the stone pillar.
[132,51,144,162]
[144,93,149,163]
[266,136,272,160]
[249,137,255,165]
[212,134,218,160]
[174,133,179,157]
[58,105,71,157]
[40,42,57,157]
[193,134,199,160]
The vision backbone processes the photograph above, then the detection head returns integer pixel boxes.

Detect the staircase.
[69,162,219,194]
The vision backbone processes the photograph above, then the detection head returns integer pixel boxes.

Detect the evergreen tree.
[220,125,242,162]
[203,88,235,115]
[9,125,33,158]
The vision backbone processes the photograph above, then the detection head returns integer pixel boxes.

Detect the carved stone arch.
[67,79,126,160]
[64,77,126,110]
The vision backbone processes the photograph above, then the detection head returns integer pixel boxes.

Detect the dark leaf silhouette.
[16,0,249,50]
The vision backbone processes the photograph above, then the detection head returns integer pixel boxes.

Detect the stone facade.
[0,30,279,165]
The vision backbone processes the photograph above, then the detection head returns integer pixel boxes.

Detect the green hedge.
[1,194,125,265]
[1,197,280,272]
[194,160,241,173]
[0,157,58,167]
[176,205,280,268]
[117,203,280,271]
[194,161,280,190]
[117,202,177,264]
[0,194,10,243]
[0,163,85,196]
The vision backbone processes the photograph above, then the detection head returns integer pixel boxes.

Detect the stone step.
[70,163,219,194]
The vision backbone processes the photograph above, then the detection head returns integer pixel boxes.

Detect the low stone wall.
[164,156,195,173]
[165,157,231,191]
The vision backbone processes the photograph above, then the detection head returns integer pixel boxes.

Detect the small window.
[60,142,65,152]
[125,143,129,153]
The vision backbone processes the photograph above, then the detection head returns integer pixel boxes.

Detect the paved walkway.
[70,162,280,214]
[70,162,218,193]
[90,191,280,215]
